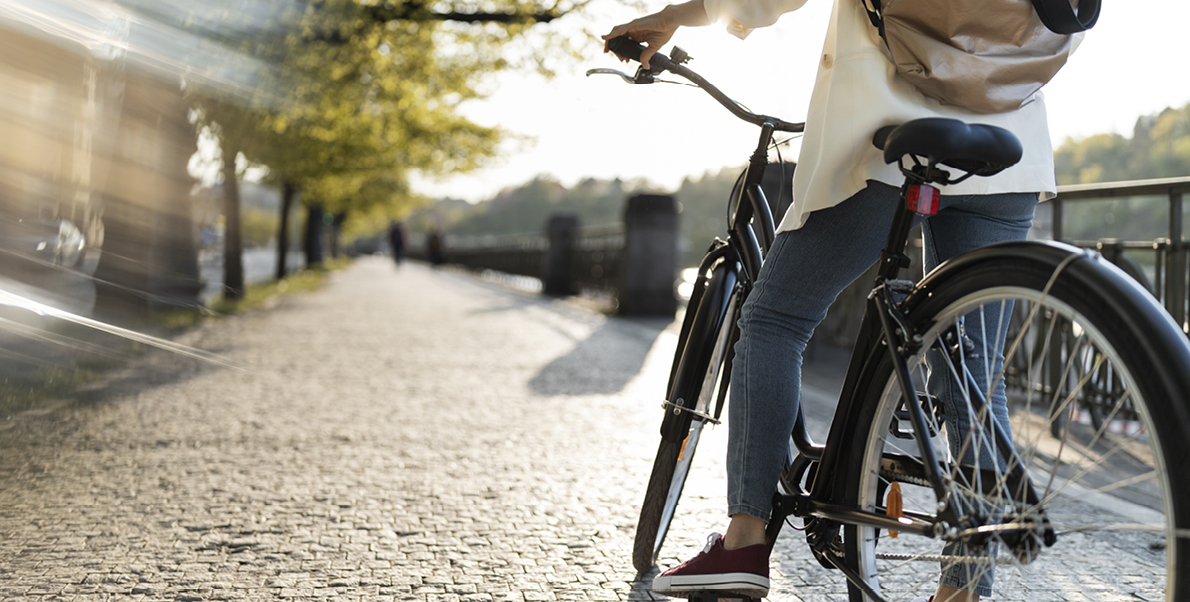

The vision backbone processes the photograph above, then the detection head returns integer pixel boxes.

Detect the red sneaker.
[652,533,770,598]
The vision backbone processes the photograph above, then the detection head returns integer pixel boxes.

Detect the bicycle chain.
[879,467,931,488]
[874,553,1001,564]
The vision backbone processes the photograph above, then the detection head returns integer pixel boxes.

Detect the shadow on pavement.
[529,315,670,396]
[629,566,667,601]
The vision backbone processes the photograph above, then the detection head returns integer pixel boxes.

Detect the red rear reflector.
[907,184,940,216]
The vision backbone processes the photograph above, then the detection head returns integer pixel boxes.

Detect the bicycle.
[590,37,1190,601]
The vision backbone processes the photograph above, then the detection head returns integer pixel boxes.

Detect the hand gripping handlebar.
[602,36,804,134]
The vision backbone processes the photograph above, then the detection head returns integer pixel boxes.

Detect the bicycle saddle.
[873,118,1023,178]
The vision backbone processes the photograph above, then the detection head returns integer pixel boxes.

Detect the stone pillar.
[620,194,678,315]
[543,214,579,295]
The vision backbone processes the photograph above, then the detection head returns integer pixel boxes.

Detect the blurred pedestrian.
[387,221,406,266]
[427,228,446,267]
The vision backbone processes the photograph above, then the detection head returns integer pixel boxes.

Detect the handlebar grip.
[607,36,644,61]
[606,36,674,70]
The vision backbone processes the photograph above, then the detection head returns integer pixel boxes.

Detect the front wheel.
[633,266,740,574]
[843,243,1190,601]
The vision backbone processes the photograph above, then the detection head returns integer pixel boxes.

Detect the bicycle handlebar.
[605,36,676,70]
[605,37,804,134]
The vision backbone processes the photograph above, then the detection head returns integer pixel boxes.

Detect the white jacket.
[703,0,1066,231]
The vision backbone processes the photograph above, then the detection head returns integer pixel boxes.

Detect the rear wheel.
[843,246,1190,601]
[633,267,740,574]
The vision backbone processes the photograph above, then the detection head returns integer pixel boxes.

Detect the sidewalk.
[0,257,721,601]
[34,254,1154,602]
[3,255,1158,601]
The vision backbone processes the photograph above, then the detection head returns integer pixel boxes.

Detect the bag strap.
[1032,0,1100,34]
[860,0,886,40]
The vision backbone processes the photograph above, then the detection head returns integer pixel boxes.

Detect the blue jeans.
[726,180,1037,594]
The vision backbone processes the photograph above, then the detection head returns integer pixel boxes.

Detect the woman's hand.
[602,1,710,69]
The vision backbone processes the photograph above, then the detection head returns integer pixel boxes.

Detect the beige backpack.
[862,0,1100,113]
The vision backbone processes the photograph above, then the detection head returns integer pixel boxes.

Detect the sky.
[410,0,1190,203]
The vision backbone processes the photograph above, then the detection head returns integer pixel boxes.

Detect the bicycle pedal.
[889,392,943,439]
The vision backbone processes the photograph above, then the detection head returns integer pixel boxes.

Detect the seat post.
[878,171,941,281]
[877,185,919,281]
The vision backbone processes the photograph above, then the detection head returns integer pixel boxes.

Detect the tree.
[184,0,588,297]
[1054,102,1190,185]
[1053,102,1190,242]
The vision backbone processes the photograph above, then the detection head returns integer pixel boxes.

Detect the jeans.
[725,180,1038,594]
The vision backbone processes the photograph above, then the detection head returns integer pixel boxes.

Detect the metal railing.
[569,223,625,293]
[1014,177,1190,423]
[431,232,548,279]
[419,223,627,294]
[1051,176,1190,332]
[405,195,678,315]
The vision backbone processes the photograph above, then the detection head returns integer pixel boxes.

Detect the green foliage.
[1054,133,1131,185]
[1054,102,1190,243]
[209,258,350,316]
[241,209,280,248]
[0,365,100,416]
[147,258,350,330]
[1055,102,1190,185]
[185,0,590,223]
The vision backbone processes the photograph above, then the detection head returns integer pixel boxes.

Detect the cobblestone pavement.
[0,257,749,602]
[0,257,1160,602]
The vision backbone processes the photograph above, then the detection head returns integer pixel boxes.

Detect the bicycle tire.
[632,264,740,574]
[840,242,1190,601]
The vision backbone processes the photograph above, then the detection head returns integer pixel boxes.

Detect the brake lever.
[585,68,637,84]
[585,67,657,85]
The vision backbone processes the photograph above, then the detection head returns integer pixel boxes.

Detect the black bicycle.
[591,38,1190,602]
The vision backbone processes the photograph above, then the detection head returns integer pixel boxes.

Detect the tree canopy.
[1053,102,1190,243]
[190,0,586,215]
[176,0,589,294]
[1055,102,1190,185]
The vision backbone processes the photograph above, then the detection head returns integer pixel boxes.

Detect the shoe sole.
[652,572,769,599]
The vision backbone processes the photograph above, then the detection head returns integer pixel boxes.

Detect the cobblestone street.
[0,257,847,601]
[0,257,1158,602]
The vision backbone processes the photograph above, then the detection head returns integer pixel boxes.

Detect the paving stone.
[0,259,1144,602]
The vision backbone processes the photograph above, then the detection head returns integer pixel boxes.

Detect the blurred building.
[0,1,202,322]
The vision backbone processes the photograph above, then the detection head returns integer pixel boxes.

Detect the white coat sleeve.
[703,0,812,38]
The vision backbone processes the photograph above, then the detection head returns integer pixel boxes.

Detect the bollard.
[543,214,579,295]
[620,194,678,315]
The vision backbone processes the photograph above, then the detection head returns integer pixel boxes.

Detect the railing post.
[543,213,579,295]
[1050,197,1063,241]
[619,194,679,316]
[1168,192,1186,330]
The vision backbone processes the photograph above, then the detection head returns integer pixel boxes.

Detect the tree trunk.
[275,181,297,280]
[329,211,346,259]
[222,147,245,300]
[304,203,323,268]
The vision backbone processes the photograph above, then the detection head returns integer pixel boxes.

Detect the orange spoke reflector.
[677,433,690,462]
[886,482,903,539]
